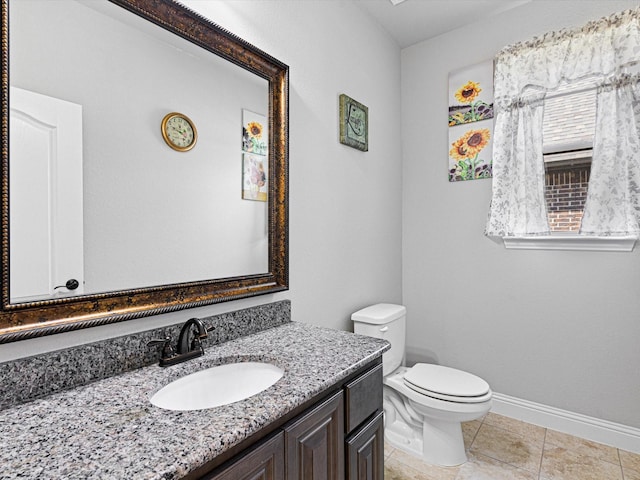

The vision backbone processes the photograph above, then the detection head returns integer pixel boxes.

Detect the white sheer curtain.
[485,7,640,238]
[581,76,640,235]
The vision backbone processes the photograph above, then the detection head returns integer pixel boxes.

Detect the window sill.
[502,235,637,252]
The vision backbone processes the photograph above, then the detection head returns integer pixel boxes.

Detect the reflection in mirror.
[9,0,269,302]
[0,0,289,343]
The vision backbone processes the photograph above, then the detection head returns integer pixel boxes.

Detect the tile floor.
[384,413,640,480]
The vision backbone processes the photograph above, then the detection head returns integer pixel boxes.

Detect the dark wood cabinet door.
[204,432,285,480]
[346,412,384,480]
[284,390,345,480]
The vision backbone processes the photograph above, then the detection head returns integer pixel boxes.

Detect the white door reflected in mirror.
[9,86,84,302]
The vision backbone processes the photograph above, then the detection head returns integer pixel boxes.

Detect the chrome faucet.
[148,317,208,367]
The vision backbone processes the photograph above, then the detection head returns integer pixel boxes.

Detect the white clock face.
[162,113,197,151]
[166,116,193,147]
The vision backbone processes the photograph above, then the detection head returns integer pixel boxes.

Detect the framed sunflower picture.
[448,60,494,182]
[242,109,268,156]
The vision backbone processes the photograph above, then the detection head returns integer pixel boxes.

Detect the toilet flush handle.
[379,326,388,332]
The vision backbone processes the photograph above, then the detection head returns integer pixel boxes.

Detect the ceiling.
[354,0,532,49]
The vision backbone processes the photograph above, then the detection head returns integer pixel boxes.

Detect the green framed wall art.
[339,94,368,152]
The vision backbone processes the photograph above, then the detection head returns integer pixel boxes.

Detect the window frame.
[502,235,637,251]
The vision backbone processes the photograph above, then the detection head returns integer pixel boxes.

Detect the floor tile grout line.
[467,420,482,451]
[619,448,630,480]
[617,448,625,480]
[537,427,548,480]
[472,416,549,477]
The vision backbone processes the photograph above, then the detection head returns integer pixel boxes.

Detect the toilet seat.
[403,363,491,404]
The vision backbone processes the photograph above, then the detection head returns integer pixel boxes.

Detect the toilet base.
[384,387,467,467]
[383,389,424,458]
[382,367,492,467]
[384,387,468,466]
[384,414,424,459]
[420,416,467,466]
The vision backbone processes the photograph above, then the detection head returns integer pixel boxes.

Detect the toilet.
[352,303,492,467]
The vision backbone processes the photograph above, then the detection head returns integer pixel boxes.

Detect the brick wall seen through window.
[545,163,591,232]
[542,79,596,233]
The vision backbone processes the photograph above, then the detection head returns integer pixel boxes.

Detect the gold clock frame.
[161,112,198,152]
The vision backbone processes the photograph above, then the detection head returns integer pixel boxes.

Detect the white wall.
[0,1,402,361]
[402,0,640,429]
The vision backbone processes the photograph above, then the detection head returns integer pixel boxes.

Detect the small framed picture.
[339,94,368,152]
[242,109,268,156]
[242,154,268,202]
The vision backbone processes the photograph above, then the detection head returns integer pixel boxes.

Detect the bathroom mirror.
[0,0,289,343]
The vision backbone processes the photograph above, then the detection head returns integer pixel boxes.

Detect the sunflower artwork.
[448,127,492,181]
[448,80,493,127]
[448,60,494,182]
[242,109,268,156]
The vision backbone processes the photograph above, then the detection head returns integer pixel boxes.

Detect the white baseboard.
[491,392,640,454]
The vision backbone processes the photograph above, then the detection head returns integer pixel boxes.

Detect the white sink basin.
[150,362,284,411]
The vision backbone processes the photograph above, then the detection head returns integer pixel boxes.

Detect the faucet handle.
[188,318,208,339]
[190,335,205,353]
[148,337,175,359]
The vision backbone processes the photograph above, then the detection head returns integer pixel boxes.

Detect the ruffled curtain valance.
[485,7,640,238]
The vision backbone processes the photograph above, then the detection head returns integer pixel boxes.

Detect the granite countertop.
[0,322,389,479]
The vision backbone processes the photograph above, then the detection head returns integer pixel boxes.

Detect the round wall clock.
[161,112,197,152]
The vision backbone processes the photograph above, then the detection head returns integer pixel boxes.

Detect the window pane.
[545,156,591,232]
[543,79,596,153]
[542,79,596,232]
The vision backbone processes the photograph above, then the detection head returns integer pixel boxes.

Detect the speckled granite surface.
[0,321,389,479]
[0,300,291,409]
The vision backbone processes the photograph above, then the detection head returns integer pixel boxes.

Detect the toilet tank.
[351,303,406,376]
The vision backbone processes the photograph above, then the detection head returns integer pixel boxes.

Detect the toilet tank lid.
[351,303,406,324]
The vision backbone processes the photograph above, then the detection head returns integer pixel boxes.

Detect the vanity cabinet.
[285,390,344,480]
[199,360,383,480]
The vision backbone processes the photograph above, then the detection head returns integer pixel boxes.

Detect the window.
[503,82,637,250]
[542,80,596,233]
[485,7,640,251]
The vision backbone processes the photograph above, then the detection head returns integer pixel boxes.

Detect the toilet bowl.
[352,303,492,467]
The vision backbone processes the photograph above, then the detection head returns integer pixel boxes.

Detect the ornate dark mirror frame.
[0,0,289,343]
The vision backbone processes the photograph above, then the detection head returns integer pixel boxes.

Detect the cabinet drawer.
[343,363,383,434]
